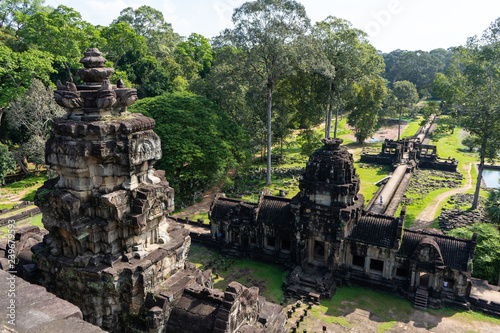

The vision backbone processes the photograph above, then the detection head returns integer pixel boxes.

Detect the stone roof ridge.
[217,196,254,204]
[363,211,398,220]
[404,229,472,243]
[260,195,293,203]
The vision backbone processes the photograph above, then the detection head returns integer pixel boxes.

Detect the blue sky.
[45,0,500,52]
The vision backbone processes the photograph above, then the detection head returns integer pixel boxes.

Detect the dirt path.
[411,163,473,230]
[172,185,219,218]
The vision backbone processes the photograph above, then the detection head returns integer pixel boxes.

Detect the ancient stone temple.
[33,48,286,333]
[210,138,476,309]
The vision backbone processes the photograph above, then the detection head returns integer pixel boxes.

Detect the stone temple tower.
[33,49,191,331]
[292,138,364,269]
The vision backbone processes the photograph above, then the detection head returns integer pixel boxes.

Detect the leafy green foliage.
[100,22,147,68]
[392,80,419,139]
[486,189,500,225]
[383,50,444,97]
[297,128,322,156]
[216,0,310,185]
[0,44,55,107]
[0,0,48,29]
[461,135,478,152]
[448,222,500,284]
[6,79,64,169]
[17,5,101,82]
[436,18,500,209]
[346,76,387,143]
[0,143,16,185]
[113,5,180,59]
[313,16,384,138]
[174,33,213,80]
[129,92,249,207]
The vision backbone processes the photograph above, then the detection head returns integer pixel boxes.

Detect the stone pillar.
[364,256,370,273]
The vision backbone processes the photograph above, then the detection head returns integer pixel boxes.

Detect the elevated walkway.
[368,164,408,215]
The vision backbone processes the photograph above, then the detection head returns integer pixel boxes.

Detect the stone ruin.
[360,137,458,172]
[210,137,478,311]
[32,48,286,332]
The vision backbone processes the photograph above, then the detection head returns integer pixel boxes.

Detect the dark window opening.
[281,239,291,251]
[250,235,256,244]
[266,236,275,248]
[352,255,365,267]
[314,241,325,261]
[396,267,408,278]
[370,259,384,272]
[443,278,454,289]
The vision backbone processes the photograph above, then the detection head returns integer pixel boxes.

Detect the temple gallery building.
[210,138,476,309]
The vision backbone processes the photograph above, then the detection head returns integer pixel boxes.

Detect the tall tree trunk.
[326,103,333,138]
[333,107,339,139]
[266,85,273,185]
[398,107,402,140]
[64,61,74,82]
[472,145,486,209]
[19,156,30,175]
[280,137,283,159]
[261,133,264,163]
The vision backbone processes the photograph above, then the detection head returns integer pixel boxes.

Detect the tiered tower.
[293,138,364,269]
[33,48,191,331]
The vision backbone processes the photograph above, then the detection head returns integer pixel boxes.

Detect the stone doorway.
[419,272,430,288]
[309,239,327,266]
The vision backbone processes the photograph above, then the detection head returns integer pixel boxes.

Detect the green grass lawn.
[0,203,16,210]
[0,214,43,235]
[308,285,500,331]
[401,116,422,138]
[354,162,391,205]
[0,205,37,218]
[2,172,46,192]
[188,243,288,303]
[394,126,486,226]
[188,211,209,223]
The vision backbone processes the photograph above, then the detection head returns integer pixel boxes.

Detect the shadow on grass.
[188,243,288,304]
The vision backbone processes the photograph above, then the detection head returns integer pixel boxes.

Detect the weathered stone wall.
[33,226,190,331]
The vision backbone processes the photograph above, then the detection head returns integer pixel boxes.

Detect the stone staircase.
[414,288,429,310]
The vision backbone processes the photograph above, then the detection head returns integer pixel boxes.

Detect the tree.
[437,18,500,209]
[124,55,178,98]
[0,44,55,125]
[129,92,249,207]
[486,189,500,225]
[0,143,16,186]
[392,80,419,140]
[461,135,479,152]
[383,50,444,97]
[313,16,384,138]
[297,128,322,156]
[113,5,180,59]
[0,0,48,29]
[346,76,387,143]
[100,23,147,68]
[17,5,101,82]
[7,79,64,173]
[448,222,500,284]
[217,0,310,185]
[174,33,213,80]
